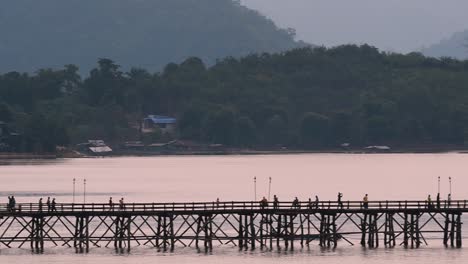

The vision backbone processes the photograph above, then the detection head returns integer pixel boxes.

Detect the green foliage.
[2,45,468,152]
[0,102,12,122]
[300,112,330,147]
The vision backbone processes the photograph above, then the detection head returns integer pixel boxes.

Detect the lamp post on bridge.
[268,177,272,201]
[449,176,452,197]
[83,179,87,204]
[438,176,440,194]
[254,177,257,201]
[73,178,76,204]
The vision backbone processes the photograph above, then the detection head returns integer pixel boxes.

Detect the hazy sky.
[240,0,468,53]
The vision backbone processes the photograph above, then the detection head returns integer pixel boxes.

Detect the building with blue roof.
[142,115,177,134]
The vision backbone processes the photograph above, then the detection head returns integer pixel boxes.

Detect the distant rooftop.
[144,115,176,124]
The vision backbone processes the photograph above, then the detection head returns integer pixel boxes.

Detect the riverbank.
[2,145,468,160]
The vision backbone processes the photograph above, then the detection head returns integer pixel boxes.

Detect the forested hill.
[0,0,300,73]
[2,45,468,152]
[422,30,468,60]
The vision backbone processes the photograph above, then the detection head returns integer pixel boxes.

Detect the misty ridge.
[0,0,304,73]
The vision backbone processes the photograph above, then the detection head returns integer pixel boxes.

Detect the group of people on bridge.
[38,197,57,212]
[256,193,369,209]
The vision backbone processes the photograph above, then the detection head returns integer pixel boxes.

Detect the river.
[0,153,467,263]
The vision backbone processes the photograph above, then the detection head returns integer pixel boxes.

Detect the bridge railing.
[0,200,466,214]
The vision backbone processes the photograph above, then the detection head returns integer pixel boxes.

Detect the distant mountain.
[0,0,303,73]
[422,30,468,60]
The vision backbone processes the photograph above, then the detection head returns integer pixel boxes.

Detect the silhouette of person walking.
[315,195,319,209]
[7,196,11,212]
[46,197,51,212]
[363,194,369,209]
[436,193,441,209]
[337,192,343,209]
[273,195,279,209]
[39,198,43,212]
[292,197,300,209]
[11,196,16,212]
[109,197,113,211]
[51,198,57,212]
[119,198,125,210]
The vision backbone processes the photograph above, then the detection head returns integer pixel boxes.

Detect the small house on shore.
[142,115,177,134]
[77,140,113,155]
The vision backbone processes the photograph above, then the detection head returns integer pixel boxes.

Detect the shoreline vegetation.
[2,46,468,154]
[1,145,468,160]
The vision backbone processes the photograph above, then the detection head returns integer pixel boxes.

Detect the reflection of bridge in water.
[0,200,465,253]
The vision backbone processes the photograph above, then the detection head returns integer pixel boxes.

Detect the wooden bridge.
[0,200,465,253]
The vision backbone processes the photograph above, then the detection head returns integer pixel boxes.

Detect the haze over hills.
[0,0,302,73]
[241,0,468,54]
[422,30,468,60]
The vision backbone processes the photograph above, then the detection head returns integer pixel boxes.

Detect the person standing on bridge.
[51,198,57,212]
[427,195,433,209]
[260,196,268,209]
[315,195,319,209]
[10,196,16,212]
[109,197,114,211]
[6,196,11,212]
[447,193,452,208]
[273,195,279,209]
[363,194,369,209]
[39,198,43,212]
[119,198,125,210]
[292,197,300,209]
[337,192,343,209]
[436,193,441,209]
[46,197,51,212]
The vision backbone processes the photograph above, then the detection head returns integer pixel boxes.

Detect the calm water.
[1,153,468,263]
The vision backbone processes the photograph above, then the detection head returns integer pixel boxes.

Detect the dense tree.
[2,45,468,152]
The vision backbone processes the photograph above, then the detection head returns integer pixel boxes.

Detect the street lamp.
[268,177,272,201]
[83,179,87,203]
[73,178,76,203]
[254,177,257,201]
[449,177,452,196]
[437,176,440,194]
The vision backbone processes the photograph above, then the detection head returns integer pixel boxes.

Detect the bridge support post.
[319,213,337,248]
[444,213,463,248]
[31,217,44,252]
[238,214,243,249]
[384,213,396,247]
[74,216,90,252]
[114,216,131,251]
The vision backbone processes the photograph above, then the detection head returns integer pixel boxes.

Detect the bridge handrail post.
[405,200,407,209]
[379,201,381,209]
[386,201,388,209]
[347,201,350,209]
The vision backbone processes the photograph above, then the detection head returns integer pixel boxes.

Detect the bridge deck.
[0,200,465,252]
